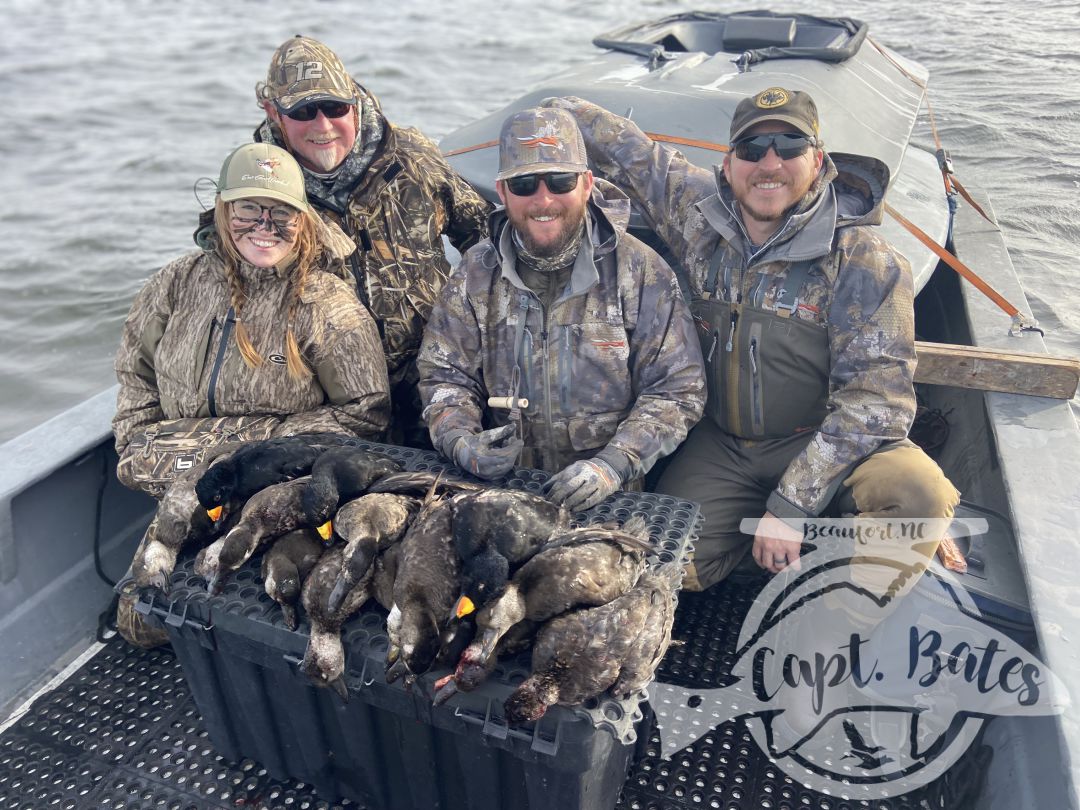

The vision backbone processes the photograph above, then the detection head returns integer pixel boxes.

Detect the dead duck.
[302,447,403,542]
[325,492,420,614]
[366,469,485,497]
[468,516,653,666]
[433,619,538,706]
[261,529,326,630]
[503,565,679,726]
[371,537,403,612]
[449,489,568,623]
[194,434,351,521]
[300,543,374,701]
[385,493,464,686]
[131,446,240,594]
[194,476,311,593]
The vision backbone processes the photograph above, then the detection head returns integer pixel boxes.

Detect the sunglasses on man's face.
[504,172,580,197]
[282,100,354,122]
[732,132,816,162]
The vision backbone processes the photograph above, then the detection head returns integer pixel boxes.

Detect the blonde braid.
[284,213,319,380]
[214,199,263,369]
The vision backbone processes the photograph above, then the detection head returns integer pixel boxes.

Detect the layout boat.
[1,10,1077,810]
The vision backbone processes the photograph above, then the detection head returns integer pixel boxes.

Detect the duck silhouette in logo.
[840,720,895,770]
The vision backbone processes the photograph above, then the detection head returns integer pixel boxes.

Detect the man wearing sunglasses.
[545,89,958,589]
[418,108,705,512]
[251,35,490,447]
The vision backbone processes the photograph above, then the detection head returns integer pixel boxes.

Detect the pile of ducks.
[130,435,680,725]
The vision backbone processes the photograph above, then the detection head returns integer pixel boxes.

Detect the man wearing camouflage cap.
[417,108,705,511]
[254,35,491,446]
[545,89,959,587]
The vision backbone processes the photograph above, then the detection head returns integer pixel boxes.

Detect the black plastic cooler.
[132,441,699,810]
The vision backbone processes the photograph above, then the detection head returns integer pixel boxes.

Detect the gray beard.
[306,149,345,174]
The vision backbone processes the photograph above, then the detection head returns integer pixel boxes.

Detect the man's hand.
[752,511,805,574]
[544,458,621,512]
[452,425,523,480]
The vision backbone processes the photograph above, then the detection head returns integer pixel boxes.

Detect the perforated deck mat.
[0,581,990,810]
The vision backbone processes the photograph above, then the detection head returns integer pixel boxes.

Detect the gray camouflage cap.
[256,35,357,114]
[496,107,589,180]
[729,87,820,142]
[217,143,311,213]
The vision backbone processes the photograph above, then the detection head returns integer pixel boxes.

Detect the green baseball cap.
[217,143,310,213]
[730,86,820,142]
[496,107,589,181]
[256,35,357,114]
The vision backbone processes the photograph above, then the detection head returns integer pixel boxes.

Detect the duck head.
[195,463,234,520]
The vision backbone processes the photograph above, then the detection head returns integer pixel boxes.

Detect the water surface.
[2,0,1078,440]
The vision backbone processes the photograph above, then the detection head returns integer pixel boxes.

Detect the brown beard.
[508,202,587,259]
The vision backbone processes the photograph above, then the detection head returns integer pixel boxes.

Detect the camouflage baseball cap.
[256,35,356,114]
[217,143,311,213]
[496,107,589,181]
[729,87,820,142]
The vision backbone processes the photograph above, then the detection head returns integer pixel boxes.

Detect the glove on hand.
[544,458,621,512]
[453,425,524,480]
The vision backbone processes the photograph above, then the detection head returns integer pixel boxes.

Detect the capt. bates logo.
[755,87,790,108]
[646,517,1068,799]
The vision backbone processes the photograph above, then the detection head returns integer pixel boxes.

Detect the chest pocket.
[695,255,831,439]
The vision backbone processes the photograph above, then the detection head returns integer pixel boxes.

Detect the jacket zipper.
[206,307,235,418]
[725,304,742,437]
[541,324,556,472]
[559,328,572,411]
[749,335,765,435]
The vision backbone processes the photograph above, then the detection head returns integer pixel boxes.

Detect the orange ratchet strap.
[884,203,1042,336]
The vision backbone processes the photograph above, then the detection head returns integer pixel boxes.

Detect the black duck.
[262,529,326,630]
[301,447,402,541]
[326,492,419,614]
[503,565,679,725]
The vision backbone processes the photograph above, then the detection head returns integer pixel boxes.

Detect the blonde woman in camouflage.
[111,143,390,647]
[113,142,390,489]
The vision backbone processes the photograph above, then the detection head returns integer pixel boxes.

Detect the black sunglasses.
[504,172,580,196]
[732,132,817,162]
[281,100,354,122]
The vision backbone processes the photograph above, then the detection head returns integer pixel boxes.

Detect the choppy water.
[3,0,1078,441]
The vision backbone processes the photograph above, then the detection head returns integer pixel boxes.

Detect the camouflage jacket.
[113,225,391,458]
[548,97,917,518]
[256,89,491,389]
[417,179,705,478]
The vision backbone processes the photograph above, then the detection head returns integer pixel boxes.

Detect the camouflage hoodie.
[113,219,390,456]
[545,96,916,518]
[255,87,491,389]
[417,179,705,478]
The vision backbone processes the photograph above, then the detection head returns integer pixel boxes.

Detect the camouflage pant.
[656,419,960,590]
[115,519,170,649]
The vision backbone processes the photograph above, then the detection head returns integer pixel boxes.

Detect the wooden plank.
[914,340,1080,399]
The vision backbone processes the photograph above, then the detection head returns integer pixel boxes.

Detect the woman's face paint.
[228,197,298,268]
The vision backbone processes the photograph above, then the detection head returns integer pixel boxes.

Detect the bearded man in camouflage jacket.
[255,35,491,446]
[418,108,705,513]
[545,89,959,589]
